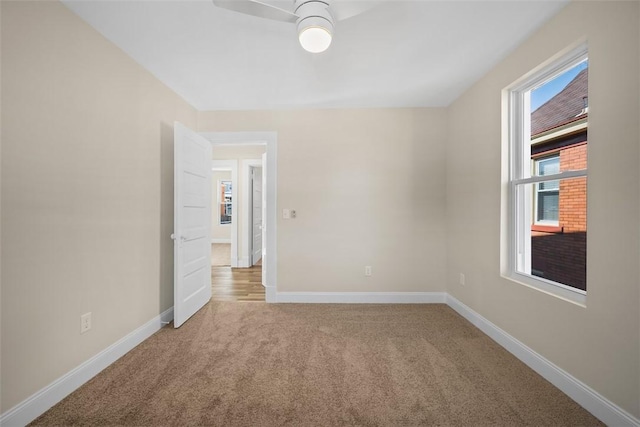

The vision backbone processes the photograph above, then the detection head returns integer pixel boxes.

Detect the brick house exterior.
[530,68,587,291]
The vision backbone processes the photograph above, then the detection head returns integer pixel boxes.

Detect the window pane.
[537,157,559,176]
[530,61,588,174]
[537,191,559,221]
[516,176,587,291]
[535,157,560,223]
[535,156,560,192]
[539,180,559,191]
[220,180,232,225]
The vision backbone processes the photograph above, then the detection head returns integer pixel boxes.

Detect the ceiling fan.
[212,0,380,53]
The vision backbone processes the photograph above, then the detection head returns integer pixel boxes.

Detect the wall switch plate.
[283,209,290,219]
[81,312,92,334]
[459,273,466,286]
[365,266,372,276]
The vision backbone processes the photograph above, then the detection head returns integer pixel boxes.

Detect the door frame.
[211,160,238,267]
[201,132,277,302]
[243,158,262,268]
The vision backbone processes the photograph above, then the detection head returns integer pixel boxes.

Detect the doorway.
[249,165,263,267]
[211,156,264,302]
[211,160,238,268]
[203,131,277,302]
[212,175,232,266]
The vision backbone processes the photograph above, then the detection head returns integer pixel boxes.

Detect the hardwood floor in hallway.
[211,264,265,302]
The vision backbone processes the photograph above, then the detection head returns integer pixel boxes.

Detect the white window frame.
[218,179,232,225]
[533,155,560,226]
[505,43,588,305]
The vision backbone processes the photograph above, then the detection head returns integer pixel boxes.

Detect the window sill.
[504,272,586,307]
[531,225,563,233]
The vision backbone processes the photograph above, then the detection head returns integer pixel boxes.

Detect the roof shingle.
[531,68,588,136]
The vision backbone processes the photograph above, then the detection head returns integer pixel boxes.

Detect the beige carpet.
[211,243,231,266]
[31,303,602,426]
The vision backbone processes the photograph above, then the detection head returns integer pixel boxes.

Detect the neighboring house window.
[505,44,588,303]
[534,155,559,225]
[219,180,232,225]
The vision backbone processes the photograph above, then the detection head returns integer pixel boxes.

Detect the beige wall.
[212,145,267,161]
[199,108,448,293]
[0,1,197,411]
[212,145,267,263]
[211,171,232,241]
[446,1,639,418]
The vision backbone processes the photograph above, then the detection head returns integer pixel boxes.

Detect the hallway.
[211,264,265,302]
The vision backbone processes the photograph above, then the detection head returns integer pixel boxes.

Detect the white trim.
[242,158,262,268]
[211,160,238,267]
[237,256,251,268]
[0,307,174,427]
[506,271,586,306]
[275,291,447,304]
[211,238,231,244]
[505,42,589,306]
[514,169,587,186]
[446,295,640,427]
[265,285,277,303]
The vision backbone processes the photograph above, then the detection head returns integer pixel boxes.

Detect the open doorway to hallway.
[210,144,267,302]
[211,171,233,267]
[211,264,264,301]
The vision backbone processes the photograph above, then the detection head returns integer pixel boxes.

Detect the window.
[219,180,232,225]
[534,155,559,225]
[506,44,588,302]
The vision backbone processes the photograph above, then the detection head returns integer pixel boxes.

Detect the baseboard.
[275,291,447,304]
[265,286,277,303]
[445,295,640,427]
[0,307,174,427]
[237,257,250,268]
[211,238,231,244]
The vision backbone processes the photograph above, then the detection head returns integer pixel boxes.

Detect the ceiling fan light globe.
[299,26,332,53]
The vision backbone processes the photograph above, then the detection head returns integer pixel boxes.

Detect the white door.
[261,152,267,285]
[172,122,212,328]
[251,166,263,265]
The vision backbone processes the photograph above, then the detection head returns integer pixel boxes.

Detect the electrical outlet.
[459,273,466,286]
[290,210,297,219]
[81,312,92,334]
[365,266,372,277]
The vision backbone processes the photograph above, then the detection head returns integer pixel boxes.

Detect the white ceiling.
[62,0,568,111]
